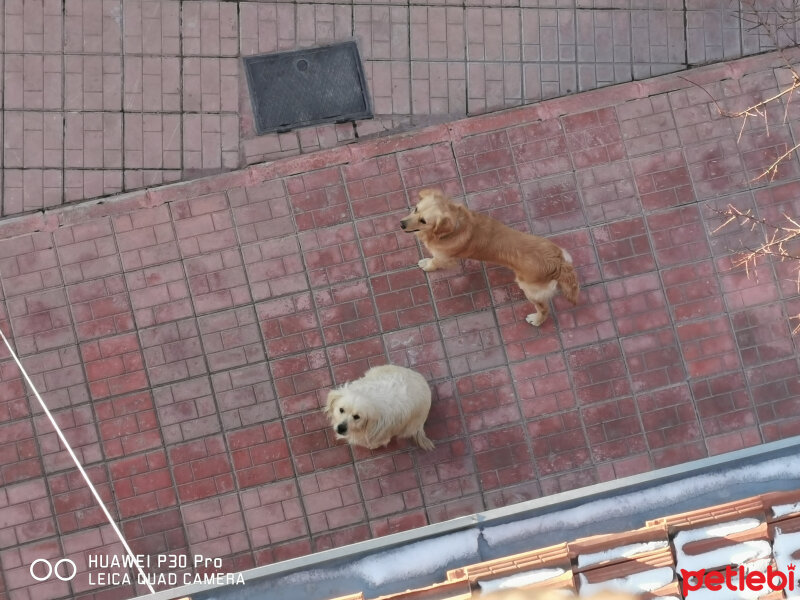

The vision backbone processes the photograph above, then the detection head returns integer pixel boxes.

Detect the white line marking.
[0,327,156,595]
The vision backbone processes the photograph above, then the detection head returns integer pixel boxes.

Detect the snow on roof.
[477,568,566,594]
[578,567,675,594]
[482,454,800,548]
[577,541,669,569]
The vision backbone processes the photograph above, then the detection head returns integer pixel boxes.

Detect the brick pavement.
[2,0,799,215]
[0,48,799,599]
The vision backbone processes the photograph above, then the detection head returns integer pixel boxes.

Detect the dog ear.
[325,389,343,416]
[418,188,444,202]
[432,214,455,238]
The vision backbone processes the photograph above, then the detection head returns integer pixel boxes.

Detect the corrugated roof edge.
[134,435,800,600]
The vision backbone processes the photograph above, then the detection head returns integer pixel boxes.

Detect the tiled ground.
[2,0,799,214]
[1,48,800,600]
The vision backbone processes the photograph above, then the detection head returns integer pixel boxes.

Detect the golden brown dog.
[400,189,579,326]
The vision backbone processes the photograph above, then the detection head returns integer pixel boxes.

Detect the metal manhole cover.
[244,41,372,135]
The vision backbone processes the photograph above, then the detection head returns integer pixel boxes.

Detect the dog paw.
[418,258,436,271]
[525,312,545,327]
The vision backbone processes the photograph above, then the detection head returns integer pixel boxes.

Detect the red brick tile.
[529,408,592,475]
[229,179,294,244]
[110,450,177,520]
[81,333,148,399]
[211,364,278,430]
[0,418,42,486]
[495,301,563,362]
[7,287,76,355]
[739,122,800,184]
[539,467,598,496]
[422,380,465,447]
[314,281,380,345]
[732,304,795,368]
[582,397,646,462]
[617,95,680,158]
[563,107,625,169]
[567,340,631,405]
[441,311,505,376]
[429,262,492,320]
[357,453,423,520]
[606,273,670,336]
[647,204,711,267]
[748,358,800,440]
[398,143,464,200]
[256,292,324,359]
[593,217,656,280]
[286,167,352,231]
[343,155,407,219]
[717,257,780,312]
[139,319,206,386]
[125,261,193,328]
[705,428,763,456]
[523,174,586,234]
[577,161,640,224]
[313,523,371,551]
[298,466,365,535]
[621,328,686,393]
[67,275,134,341]
[197,306,264,373]
[170,192,235,257]
[271,351,331,414]
[512,352,574,419]
[508,118,571,181]
[0,232,62,297]
[240,480,307,549]
[371,269,436,331]
[356,211,420,277]
[286,408,352,475]
[113,205,180,271]
[471,424,534,492]
[0,478,57,549]
[651,441,708,469]
[16,345,90,410]
[33,404,103,474]
[184,249,252,315]
[426,495,486,524]
[95,390,162,459]
[241,236,308,302]
[676,315,741,378]
[456,366,520,432]
[170,435,234,503]
[691,371,757,438]
[661,260,725,322]
[253,538,313,566]
[631,150,694,211]
[384,324,448,382]
[181,494,250,563]
[54,218,122,285]
[370,509,429,538]
[455,131,519,202]
[49,466,116,533]
[417,438,479,509]
[555,285,616,349]
[299,223,365,288]
[326,337,388,387]
[685,137,749,200]
[152,377,219,445]
[228,422,293,489]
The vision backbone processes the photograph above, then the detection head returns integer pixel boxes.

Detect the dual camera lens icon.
[30,558,78,582]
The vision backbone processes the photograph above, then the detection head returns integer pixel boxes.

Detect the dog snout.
[336,423,347,435]
[400,220,407,230]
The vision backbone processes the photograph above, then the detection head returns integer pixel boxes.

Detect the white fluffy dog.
[325,365,435,451]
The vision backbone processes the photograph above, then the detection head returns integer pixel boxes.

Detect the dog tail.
[557,250,580,305]
[414,429,435,451]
